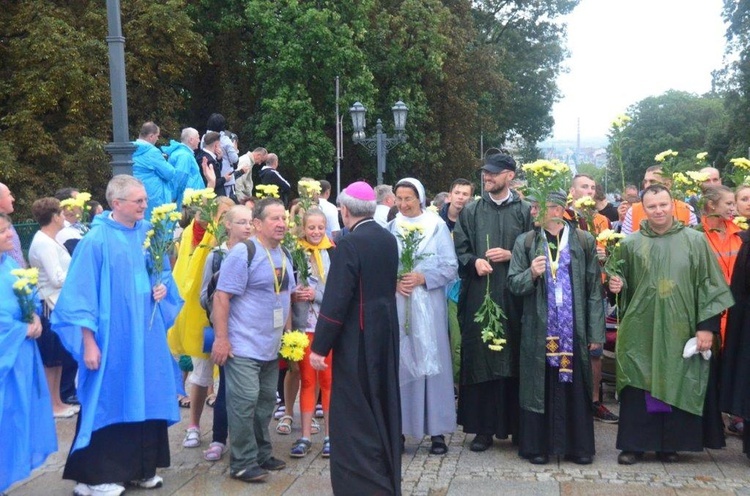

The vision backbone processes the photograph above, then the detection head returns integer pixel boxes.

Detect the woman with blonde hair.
[167,195,235,449]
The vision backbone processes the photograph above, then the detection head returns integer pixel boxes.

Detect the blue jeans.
[224,356,279,471]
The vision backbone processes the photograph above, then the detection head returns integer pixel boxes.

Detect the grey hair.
[338,190,376,217]
[181,127,199,144]
[375,184,394,204]
[106,175,144,204]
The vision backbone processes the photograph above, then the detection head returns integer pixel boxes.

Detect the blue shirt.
[217,239,294,360]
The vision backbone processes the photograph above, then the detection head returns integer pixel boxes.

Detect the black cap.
[481,153,516,174]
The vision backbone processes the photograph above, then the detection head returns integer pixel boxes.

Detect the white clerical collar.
[488,190,511,205]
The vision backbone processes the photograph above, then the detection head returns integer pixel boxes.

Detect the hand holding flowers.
[11,267,39,324]
[475,235,507,352]
[143,203,181,329]
[396,221,431,334]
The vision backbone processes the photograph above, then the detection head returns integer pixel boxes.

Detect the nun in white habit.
[387,177,458,454]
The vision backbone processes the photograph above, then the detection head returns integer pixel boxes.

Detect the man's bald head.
[700,167,721,188]
[0,183,14,215]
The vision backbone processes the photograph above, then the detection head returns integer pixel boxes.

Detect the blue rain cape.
[162,140,206,209]
[0,253,56,492]
[132,139,175,218]
[51,213,183,452]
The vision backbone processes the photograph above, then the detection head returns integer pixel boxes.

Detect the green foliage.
[1,0,576,213]
[718,0,750,158]
[0,0,205,218]
[609,91,729,186]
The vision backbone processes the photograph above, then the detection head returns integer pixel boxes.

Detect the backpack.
[203,240,291,322]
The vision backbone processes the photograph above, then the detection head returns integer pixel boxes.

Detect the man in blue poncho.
[52,175,183,496]
[132,122,175,217]
[161,127,208,208]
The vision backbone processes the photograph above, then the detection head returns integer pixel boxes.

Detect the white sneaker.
[73,482,125,496]
[129,474,164,489]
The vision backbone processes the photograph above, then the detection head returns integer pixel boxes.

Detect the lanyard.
[262,245,287,295]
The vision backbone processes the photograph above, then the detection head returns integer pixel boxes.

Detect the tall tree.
[613,90,729,185]
[472,0,578,146]
[718,0,750,158]
[0,0,206,217]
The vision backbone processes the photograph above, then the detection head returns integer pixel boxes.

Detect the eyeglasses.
[118,198,148,206]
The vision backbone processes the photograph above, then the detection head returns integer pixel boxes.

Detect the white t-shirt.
[318,198,341,234]
[29,231,71,307]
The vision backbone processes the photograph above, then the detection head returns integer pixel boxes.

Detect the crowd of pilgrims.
[4,133,750,496]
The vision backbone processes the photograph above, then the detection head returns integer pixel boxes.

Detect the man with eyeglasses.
[453,153,533,452]
[52,175,183,496]
[132,121,176,218]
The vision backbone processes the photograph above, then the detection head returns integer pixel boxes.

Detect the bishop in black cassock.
[310,181,401,496]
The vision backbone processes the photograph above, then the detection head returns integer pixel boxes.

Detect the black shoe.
[593,401,619,423]
[259,456,286,471]
[65,395,80,406]
[469,434,493,452]
[564,454,593,465]
[429,435,448,455]
[231,466,269,482]
[617,451,643,465]
[657,451,679,463]
[529,454,549,465]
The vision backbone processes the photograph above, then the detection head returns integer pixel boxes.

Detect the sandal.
[178,396,191,409]
[290,438,312,458]
[205,394,217,408]
[203,441,227,461]
[322,437,330,458]
[311,418,321,435]
[315,403,324,418]
[273,404,286,420]
[183,427,201,448]
[276,415,293,435]
[429,435,448,455]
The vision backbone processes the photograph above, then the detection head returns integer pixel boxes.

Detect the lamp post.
[105,0,135,176]
[349,101,408,185]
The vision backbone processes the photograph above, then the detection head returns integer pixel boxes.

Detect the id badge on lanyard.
[555,284,563,308]
[273,300,284,330]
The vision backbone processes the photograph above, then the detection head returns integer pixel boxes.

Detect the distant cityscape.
[539,136,609,174]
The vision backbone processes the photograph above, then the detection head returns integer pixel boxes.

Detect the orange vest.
[703,218,742,346]
[629,200,693,233]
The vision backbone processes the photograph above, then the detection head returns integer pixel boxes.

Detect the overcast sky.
[551,0,728,143]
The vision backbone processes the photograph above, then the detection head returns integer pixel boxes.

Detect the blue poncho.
[51,213,183,451]
[162,140,206,208]
[0,253,57,492]
[132,139,175,217]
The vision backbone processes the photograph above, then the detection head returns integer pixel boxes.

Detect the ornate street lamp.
[349,101,408,185]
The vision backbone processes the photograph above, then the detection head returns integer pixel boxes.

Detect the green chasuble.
[616,220,734,415]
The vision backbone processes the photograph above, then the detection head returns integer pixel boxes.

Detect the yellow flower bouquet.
[144,203,181,328]
[255,184,280,199]
[279,330,310,362]
[11,268,39,323]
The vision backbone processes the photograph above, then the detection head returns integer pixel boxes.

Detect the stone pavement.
[9,391,750,496]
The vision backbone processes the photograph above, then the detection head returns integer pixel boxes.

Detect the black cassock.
[312,218,401,496]
[721,230,750,455]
